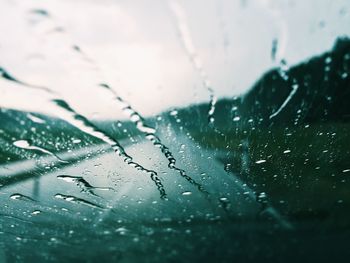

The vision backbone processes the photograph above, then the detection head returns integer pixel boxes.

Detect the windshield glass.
[1,0,350,262]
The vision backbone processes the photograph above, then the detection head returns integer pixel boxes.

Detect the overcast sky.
[0,0,349,119]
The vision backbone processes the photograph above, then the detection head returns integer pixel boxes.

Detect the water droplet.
[219,197,229,202]
[325,57,332,64]
[27,113,46,124]
[13,140,30,148]
[31,210,41,215]
[13,139,68,163]
[72,139,81,144]
[57,175,114,196]
[10,193,36,202]
[55,193,104,209]
[115,227,129,236]
[224,163,232,172]
[170,110,178,116]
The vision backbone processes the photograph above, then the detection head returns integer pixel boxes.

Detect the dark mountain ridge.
[166,37,350,132]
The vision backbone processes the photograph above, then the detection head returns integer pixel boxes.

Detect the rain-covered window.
[1,0,350,262]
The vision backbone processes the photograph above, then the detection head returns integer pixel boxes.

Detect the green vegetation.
[192,122,350,228]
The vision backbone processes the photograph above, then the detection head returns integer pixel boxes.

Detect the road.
[0,128,291,262]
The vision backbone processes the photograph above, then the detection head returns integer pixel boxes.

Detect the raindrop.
[270,83,299,119]
[55,194,104,209]
[325,56,332,64]
[29,9,50,17]
[10,193,36,202]
[72,139,81,144]
[31,210,42,215]
[170,110,178,116]
[224,163,232,172]
[57,175,115,196]
[13,139,68,163]
[271,39,278,61]
[26,113,46,124]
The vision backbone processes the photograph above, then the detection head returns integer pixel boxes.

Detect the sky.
[0,0,349,119]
